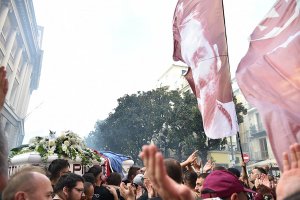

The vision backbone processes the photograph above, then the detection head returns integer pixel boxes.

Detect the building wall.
[0,0,43,149]
[232,78,275,163]
[208,151,242,168]
[156,64,189,91]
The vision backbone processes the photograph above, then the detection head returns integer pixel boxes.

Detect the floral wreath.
[10,130,102,166]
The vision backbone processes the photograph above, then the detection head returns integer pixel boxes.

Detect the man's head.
[164,158,183,184]
[201,170,253,200]
[54,173,84,200]
[127,166,140,182]
[87,165,103,185]
[82,182,94,200]
[227,168,241,178]
[82,173,96,185]
[133,173,144,187]
[195,173,209,194]
[48,159,70,184]
[250,167,267,182]
[2,166,53,200]
[106,172,122,186]
[183,171,198,189]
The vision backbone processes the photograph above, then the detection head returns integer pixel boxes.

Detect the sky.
[24,0,276,143]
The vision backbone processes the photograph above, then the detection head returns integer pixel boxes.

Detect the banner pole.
[221,0,251,189]
[237,131,250,187]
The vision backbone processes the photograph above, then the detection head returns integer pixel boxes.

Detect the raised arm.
[276,143,300,200]
[140,145,194,200]
[0,66,8,191]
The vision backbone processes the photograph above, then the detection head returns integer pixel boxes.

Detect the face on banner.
[173,0,238,139]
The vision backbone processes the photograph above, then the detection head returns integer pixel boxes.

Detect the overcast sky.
[23,0,276,143]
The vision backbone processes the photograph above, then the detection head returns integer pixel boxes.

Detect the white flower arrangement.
[10,130,102,166]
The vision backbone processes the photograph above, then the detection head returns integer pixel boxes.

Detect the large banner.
[173,0,238,139]
[236,0,300,169]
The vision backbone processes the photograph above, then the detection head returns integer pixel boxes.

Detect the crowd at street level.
[1,143,300,200]
[0,64,300,200]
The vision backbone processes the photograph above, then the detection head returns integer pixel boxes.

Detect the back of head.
[183,171,198,189]
[2,166,47,200]
[106,172,122,186]
[54,173,84,193]
[213,166,227,171]
[164,158,183,184]
[198,173,209,179]
[255,167,267,175]
[133,174,144,187]
[87,165,102,178]
[227,167,241,178]
[84,181,94,194]
[127,166,140,182]
[48,159,70,181]
[83,173,96,185]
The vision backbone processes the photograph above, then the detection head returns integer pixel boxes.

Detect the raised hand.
[181,150,198,169]
[276,143,300,200]
[106,185,118,200]
[192,157,201,172]
[119,182,136,200]
[203,159,213,173]
[139,145,194,200]
[0,66,8,109]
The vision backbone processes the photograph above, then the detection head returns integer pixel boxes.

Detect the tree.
[86,87,247,163]
[87,87,175,161]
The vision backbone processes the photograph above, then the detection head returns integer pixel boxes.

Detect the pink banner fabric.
[236,0,300,169]
[173,0,238,139]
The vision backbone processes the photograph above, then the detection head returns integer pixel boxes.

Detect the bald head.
[2,166,53,200]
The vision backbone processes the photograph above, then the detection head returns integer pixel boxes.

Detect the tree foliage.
[86,87,246,163]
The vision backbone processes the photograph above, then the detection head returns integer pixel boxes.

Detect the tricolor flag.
[173,0,238,139]
[236,0,300,169]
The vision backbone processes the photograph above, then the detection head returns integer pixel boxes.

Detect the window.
[259,138,269,159]
[9,80,19,106]
[2,16,11,41]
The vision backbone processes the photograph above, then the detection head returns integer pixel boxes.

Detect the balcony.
[249,124,266,138]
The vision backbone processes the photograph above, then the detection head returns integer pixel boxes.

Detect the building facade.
[0,0,43,149]
[232,79,275,164]
[156,64,189,91]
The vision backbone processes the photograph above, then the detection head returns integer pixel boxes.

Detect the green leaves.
[86,88,247,163]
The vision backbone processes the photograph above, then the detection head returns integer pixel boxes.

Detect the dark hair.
[164,158,183,184]
[82,173,96,184]
[213,166,227,171]
[87,165,102,178]
[198,173,209,179]
[227,168,241,178]
[106,172,122,186]
[84,182,94,193]
[54,173,84,193]
[255,185,276,200]
[48,159,70,181]
[127,166,140,182]
[183,171,198,189]
[254,167,267,175]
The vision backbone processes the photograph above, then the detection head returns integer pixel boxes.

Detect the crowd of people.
[0,62,300,200]
[1,144,300,200]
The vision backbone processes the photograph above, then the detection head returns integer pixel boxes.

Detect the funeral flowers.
[10,130,102,166]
